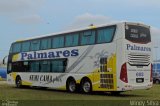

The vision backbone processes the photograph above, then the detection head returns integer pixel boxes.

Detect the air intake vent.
[128,53,150,66]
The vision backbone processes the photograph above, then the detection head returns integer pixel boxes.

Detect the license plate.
[136,78,144,83]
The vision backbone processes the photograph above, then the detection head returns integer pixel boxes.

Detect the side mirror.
[3,55,8,65]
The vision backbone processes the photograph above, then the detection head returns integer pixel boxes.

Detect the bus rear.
[120,23,152,91]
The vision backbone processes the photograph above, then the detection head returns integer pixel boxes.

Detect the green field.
[0,82,160,106]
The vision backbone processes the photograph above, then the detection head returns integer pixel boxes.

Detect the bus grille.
[128,53,150,66]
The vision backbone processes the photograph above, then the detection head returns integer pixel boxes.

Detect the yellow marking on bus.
[12,54,19,62]
[16,40,24,42]
[58,86,66,90]
[89,25,97,29]
[10,72,17,81]
[107,53,117,91]
[10,72,32,86]
[90,54,117,91]
[22,81,33,86]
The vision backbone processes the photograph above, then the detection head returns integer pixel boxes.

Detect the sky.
[0,0,160,61]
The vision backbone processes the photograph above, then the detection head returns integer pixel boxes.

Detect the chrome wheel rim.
[83,82,91,93]
[156,80,159,84]
[69,81,76,92]
[16,79,21,87]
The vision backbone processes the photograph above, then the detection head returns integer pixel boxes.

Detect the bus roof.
[15,21,149,43]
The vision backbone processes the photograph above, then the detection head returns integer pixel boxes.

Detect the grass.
[0,82,160,106]
[0,82,160,100]
[0,78,6,81]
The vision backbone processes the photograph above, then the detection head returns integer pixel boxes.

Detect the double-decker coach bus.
[7,22,153,93]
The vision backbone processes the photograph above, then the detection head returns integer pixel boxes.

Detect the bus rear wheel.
[155,80,160,84]
[66,79,76,93]
[80,79,92,93]
[16,76,22,88]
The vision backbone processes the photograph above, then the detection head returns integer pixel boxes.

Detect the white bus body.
[7,22,152,93]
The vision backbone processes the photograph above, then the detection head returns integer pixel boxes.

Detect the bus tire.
[66,78,76,93]
[155,80,160,84]
[15,76,22,88]
[80,78,92,93]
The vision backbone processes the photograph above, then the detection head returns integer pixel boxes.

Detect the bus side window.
[80,30,96,45]
[51,59,67,73]
[52,36,64,48]
[40,61,50,72]
[12,43,21,53]
[22,42,30,52]
[29,61,40,72]
[97,27,115,44]
[30,40,40,51]
[65,33,79,47]
[12,62,22,72]
[23,61,29,72]
[40,39,51,50]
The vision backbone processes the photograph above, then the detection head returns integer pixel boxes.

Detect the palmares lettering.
[127,44,151,52]
[21,49,79,60]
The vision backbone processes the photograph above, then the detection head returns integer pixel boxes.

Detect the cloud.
[0,0,30,14]
[151,27,160,47]
[123,0,160,7]
[0,0,45,15]
[151,27,160,40]
[91,0,160,8]
[67,13,118,30]
[0,0,45,24]
[14,15,44,24]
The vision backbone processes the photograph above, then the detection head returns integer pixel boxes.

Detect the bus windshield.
[125,24,151,43]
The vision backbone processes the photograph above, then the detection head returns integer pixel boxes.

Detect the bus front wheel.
[16,76,22,88]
